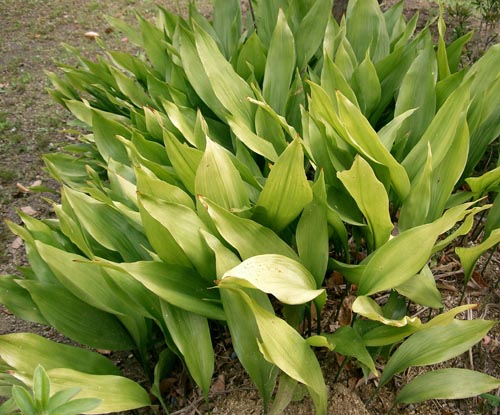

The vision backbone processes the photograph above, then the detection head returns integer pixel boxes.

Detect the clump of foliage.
[1,0,500,413]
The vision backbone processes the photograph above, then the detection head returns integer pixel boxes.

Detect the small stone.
[84,31,100,39]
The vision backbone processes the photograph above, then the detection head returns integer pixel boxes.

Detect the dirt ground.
[1,1,499,414]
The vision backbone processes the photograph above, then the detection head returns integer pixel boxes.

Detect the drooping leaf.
[201,197,299,261]
[17,281,135,351]
[47,369,150,414]
[161,301,214,397]
[380,319,496,386]
[237,290,327,415]
[396,369,500,404]
[0,333,120,377]
[220,254,325,305]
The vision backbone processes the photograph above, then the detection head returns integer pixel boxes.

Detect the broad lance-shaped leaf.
[361,304,477,347]
[263,9,295,116]
[220,254,325,305]
[395,265,443,309]
[201,197,298,261]
[161,301,213,398]
[426,115,469,222]
[163,131,203,195]
[323,327,377,376]
[95,259,225,321]
[294,0,333,70]
[138,194,215,279]
[47,369,150,414]
[396,369,500,404]
[351,51,381,117]
[296,172,329,287]
[337,155,393,250]
[402,80,470,181]
[380,319,496,386]
[237,290,327,415]
[253,139,313,232]
[213,0,241,59]
[394,36,437,154]
[0,333,120,377]
[192,20,255,125]
[358,202,477,295]
[17,281,135,351]
[34,241,157,319]
[456,229,500,287]
[346,0,389,63]
[202,231,278,408]
[195,138,249,211]
[62,187,151,262]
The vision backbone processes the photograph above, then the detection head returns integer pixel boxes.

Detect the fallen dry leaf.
[20,206,37,216]
[210,374,225,393]
[16,183,30,193]
[11,237,23,250]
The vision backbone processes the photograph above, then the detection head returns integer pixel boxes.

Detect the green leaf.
[227,115,279,162]
[394,38,437,155]
[337,156,393,250]
[163,131,203,195]
[253,139,313,232]
[138,194,215,278]
[398,144,433,231]
[0,276,48,325]
[213,0,241,59]
[0,333,120,377]
[380,319,496,386]
[352,296,421,328]
[49,397,101,415]
[456,229,500,287]
[47,369,150,414]
[236,32,267,82]
[12,386,35,415]
[351,51,381,117]
[193,21,255,125]
[62,187,150,262]
[17,281,135,351]
[237,290,327,415]
[296,173,329,287]
[33,366,50,411]
[346,0,390,63]
[396,369,500,404]
[358,202,475,295]
[202,197,299,261]
[220,289,278,409]
[395,265,443,309]
[220,254,325,305]
[161,302,213,397]
[46,388,82,412]
[324,327,377,375]
[294,0,333,70]
[426,116,469,222]
[195,139,249,210]
[402,81,470,182]
[263,9,296,115]
[96,259,224,321]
